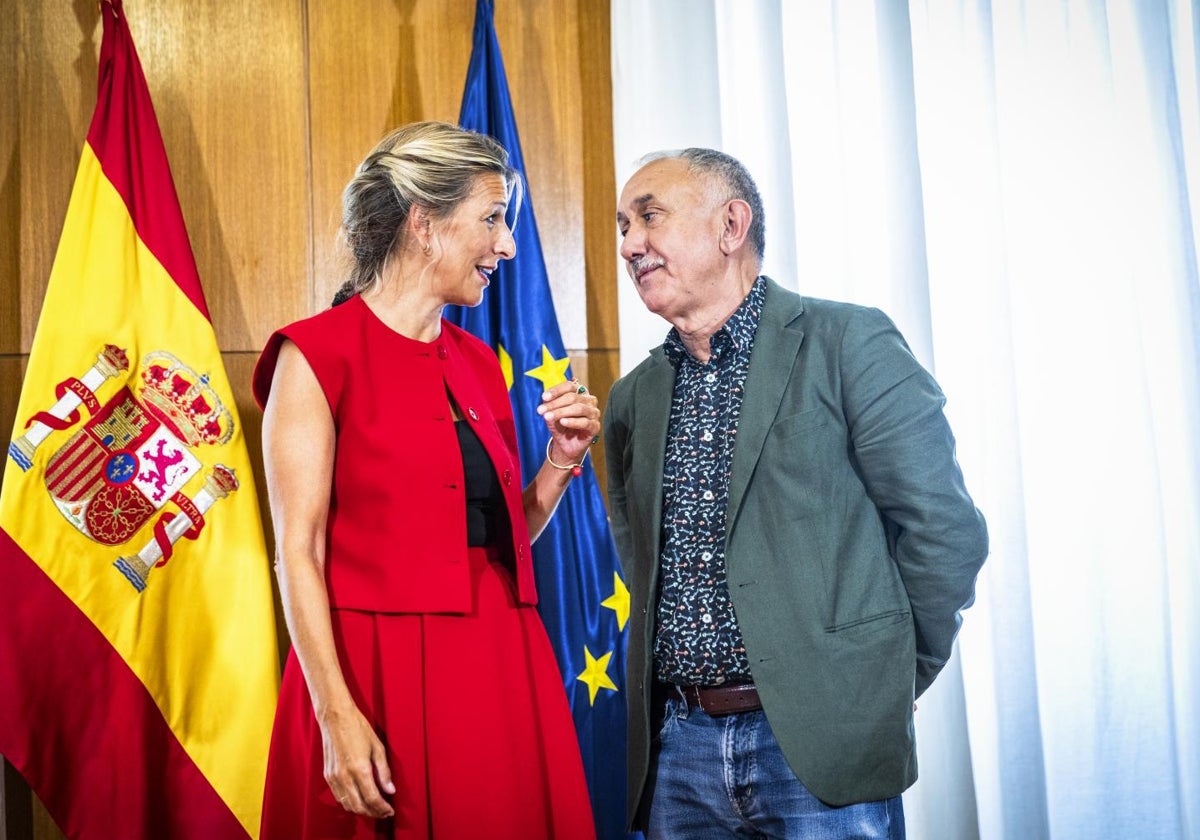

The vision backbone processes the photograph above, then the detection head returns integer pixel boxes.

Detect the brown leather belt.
[670,682,762,716]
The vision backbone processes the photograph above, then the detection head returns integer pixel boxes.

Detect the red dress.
[252,297,595,840]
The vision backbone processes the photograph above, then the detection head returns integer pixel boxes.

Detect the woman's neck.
[361,262,444,342]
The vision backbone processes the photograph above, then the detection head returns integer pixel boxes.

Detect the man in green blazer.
[605,149,988,839]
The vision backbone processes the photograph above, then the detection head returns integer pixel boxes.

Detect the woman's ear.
[408,206,434,256]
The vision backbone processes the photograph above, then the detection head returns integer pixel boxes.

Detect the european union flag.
[446,1,631,837]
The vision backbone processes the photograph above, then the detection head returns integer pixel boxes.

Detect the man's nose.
[619,226,644,261]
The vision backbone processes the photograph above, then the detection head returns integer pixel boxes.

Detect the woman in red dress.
[253,122,598,839]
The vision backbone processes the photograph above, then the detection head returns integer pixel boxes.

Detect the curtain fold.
[611,2,1200,838]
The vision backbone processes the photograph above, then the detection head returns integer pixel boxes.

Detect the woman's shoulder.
[252,299,364,408]
[283,296,365,339]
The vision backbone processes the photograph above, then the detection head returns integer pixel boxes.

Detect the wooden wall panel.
[0,761,32,840]
[0,357,23,485]
[307,0,607,353]
[0,0,18,356]
[120,1,312,354]
[577,0,618,487]
[305,0,477,311]
[0,1,616,837]
[15,2,97,353]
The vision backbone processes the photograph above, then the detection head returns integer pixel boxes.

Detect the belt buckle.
[660,683,701,712]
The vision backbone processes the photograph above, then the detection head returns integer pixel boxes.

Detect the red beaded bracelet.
[545,439,588,477]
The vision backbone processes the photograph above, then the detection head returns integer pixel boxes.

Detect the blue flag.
[447,1,631,837]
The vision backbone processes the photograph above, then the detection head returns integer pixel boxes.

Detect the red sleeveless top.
[252,295,537,613]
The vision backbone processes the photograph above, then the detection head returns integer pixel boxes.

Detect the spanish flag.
[0,2,279,838]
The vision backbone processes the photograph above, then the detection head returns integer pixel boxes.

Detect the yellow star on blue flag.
[524,345,570,393]
[601,573,631,631]
[497,343,513,391]
[576,646,618,705]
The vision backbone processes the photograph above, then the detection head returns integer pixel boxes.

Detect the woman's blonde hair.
[333,121,521,304]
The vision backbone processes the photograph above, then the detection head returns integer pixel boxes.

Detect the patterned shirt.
[654,277,766,686]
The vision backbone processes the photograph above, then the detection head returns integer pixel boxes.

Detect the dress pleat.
[260,547,596,840]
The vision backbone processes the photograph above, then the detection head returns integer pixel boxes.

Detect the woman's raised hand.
[536,378,601,466]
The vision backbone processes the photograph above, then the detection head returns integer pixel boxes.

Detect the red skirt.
[260,548,596,840]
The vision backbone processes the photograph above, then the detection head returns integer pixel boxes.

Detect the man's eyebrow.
[629,193,654,211]
[617,193,656,223]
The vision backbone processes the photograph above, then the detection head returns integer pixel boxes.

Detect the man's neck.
[674,272,759,362]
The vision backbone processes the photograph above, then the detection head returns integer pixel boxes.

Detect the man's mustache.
[630,256,665,277]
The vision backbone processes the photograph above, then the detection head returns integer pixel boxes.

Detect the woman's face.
[429,173,516,307]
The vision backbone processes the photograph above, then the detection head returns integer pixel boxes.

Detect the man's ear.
[719,199,752,256]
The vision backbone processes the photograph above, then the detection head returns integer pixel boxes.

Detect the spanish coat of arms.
[8,345,240,592]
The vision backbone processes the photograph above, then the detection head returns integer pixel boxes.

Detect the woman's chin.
[455,290,487,309]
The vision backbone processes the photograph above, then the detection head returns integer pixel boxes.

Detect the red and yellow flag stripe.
[0,2,278,837]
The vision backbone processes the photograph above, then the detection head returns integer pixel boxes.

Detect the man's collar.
[662,276,767,365]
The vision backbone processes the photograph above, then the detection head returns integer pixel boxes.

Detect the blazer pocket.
[771,407,832,442]
[824,609,910,635]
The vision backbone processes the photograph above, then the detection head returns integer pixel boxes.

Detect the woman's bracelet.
[545,439,589,478]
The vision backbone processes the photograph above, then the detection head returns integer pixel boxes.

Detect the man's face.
[616,158,727,325]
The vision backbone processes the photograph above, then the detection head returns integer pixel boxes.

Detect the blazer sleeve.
[839,307,988,697]
[602,377,634,567]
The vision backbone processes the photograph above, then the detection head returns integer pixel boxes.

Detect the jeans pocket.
[655,697,684,746]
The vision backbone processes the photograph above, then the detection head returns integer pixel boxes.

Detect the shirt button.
[468,407,479,421]
[436,345,448,360]
[701,613,713,624]
[702,490,714,501]
[701,551,713,562]
[706,373,716,383]
[701,430,713,442]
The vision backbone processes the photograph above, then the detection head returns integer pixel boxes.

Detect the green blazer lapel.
[630,348,675,551]
[728,280,806,528]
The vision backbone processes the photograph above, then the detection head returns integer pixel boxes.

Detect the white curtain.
[610,2,1200,839]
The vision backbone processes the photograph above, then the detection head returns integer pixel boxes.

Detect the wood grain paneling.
[577,0,617,489]
[0,2,616,837]
[15,2,98,353]
[0,0,18,356]
[307,0,599,349]
[0,358,23,471]
[305,0,472,311]
[122,1,311,353]
[0,761,32,840]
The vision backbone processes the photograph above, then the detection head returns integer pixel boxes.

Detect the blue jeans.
[644,696,906,839]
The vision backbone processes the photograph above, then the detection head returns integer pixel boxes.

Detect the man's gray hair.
[638,148,765,263]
